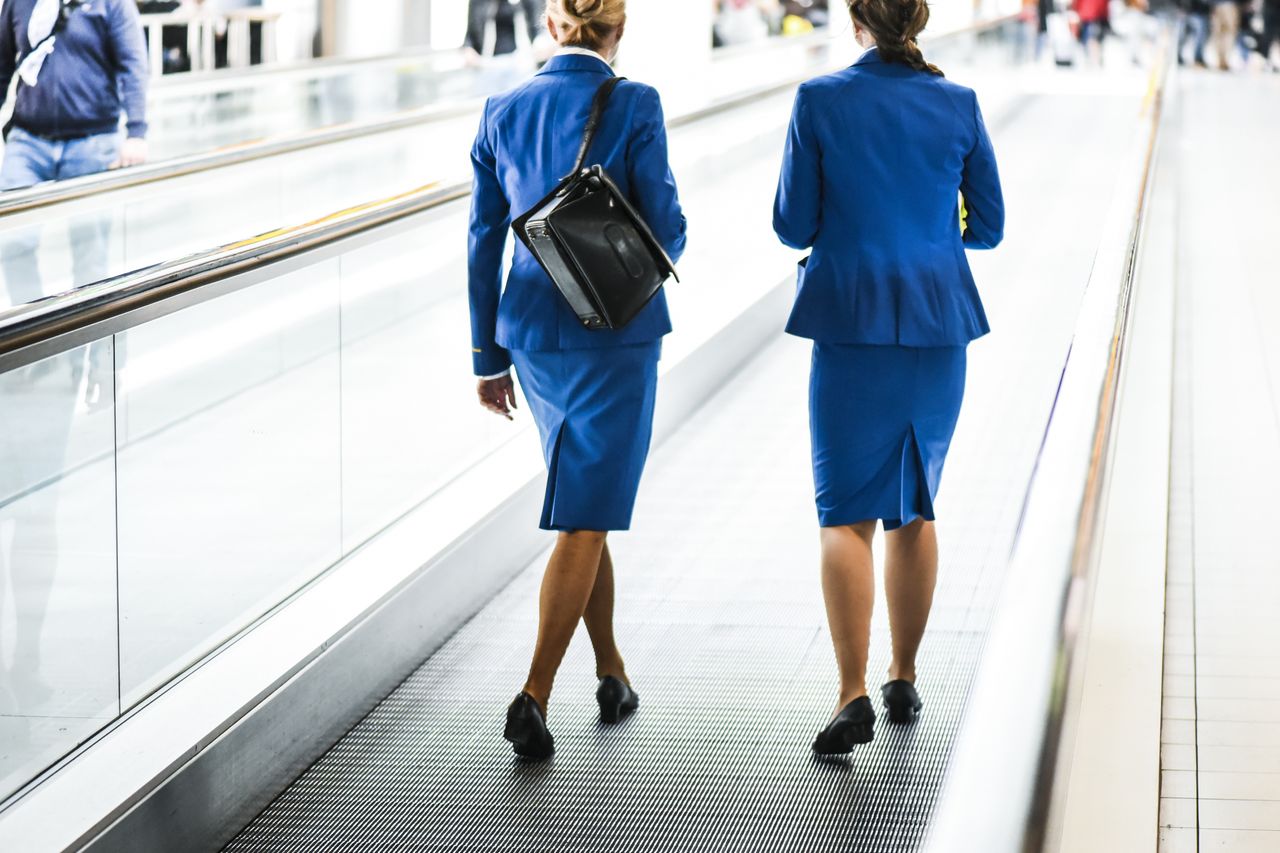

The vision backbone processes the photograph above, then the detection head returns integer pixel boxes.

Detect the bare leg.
[883,518,938,684]
[582,542,628,682]
[522,530,607,712]
[820,521,878,713]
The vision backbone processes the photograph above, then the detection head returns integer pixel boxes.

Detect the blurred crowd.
[461,0,833,58]
[712,0,831,47]
[463,0,839,59]
[1174,0,1280,70]
[1028,0,1277,70]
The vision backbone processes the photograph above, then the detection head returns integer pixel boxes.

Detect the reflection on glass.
[0,200,127,313]
[0,126,126,299]
[147,52,493,163]
[0,344,119,802]
[114,263,342,708]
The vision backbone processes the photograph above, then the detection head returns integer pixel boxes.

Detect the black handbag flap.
[547,184,666,328]
[511,76,678,331]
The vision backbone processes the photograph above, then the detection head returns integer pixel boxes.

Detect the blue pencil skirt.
[809,343,967,530]
[511,342,662,532]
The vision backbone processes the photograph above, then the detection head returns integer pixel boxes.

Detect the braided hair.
[847,0,943,76]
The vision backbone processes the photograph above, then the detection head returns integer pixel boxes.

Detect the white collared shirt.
[479,45,614,382]
[555,45,613,64]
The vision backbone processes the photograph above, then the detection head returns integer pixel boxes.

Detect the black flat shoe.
[596,676,640,724]
[812,696,876,755]
[881,679,923,724]
[504,692,555,760]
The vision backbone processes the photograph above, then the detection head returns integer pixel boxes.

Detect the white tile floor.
[1159,67,1280,851]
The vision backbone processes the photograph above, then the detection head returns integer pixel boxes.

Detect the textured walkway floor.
[223,86,1144,853]
[1159,69,1280,853]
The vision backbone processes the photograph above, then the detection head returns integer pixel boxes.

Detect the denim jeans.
[0,126,121,306]
[1179,12,1211,64]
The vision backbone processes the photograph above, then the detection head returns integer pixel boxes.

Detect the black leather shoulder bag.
[513,77,680,331]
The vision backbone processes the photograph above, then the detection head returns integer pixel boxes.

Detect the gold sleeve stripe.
[472,348,483,353]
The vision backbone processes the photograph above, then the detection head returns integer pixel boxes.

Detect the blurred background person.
[1237,0,1263,65]
[1016,0,1044,62]
[1044,0,1078,66]
[1116,0,1157,65]
[0,0,149,201]
[136,1,188,73]
[1210,0,1240,68]
[1259,0,1280,68]
[714,0,782,48]
[1177,0,1212,66]
[465,0,547,65]
[0,0,148,400]
[781,0,829,35]
[0,0,150,283]
[1075,0,1109,63]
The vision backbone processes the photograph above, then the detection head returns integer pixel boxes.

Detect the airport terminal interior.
[0,0,1278,850]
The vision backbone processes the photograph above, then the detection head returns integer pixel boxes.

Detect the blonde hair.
[546,0,626,50]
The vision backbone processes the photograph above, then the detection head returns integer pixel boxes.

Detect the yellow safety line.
[220,181,444,251]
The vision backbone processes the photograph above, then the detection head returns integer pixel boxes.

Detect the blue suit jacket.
[468,54,688,376]
[773,48,1005,347]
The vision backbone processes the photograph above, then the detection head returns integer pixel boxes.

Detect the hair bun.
[567,0,605,21]
[548,0,626,47]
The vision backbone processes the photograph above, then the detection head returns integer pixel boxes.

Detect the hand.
[112,137,149,169]
[477,374,518,421]
[462,46,483,68]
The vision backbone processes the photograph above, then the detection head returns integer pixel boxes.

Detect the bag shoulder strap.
[567,76,625,178]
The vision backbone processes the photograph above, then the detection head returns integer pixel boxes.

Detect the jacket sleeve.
[468,100,513,377]
[626,86,687,265]
[773,86,822,251]
[110,0,150,138]
[960,91,1005,250]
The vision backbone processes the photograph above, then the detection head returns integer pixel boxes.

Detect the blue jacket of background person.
[773,48,1005,346]
[468,53,688,377]
[0,0,150,139]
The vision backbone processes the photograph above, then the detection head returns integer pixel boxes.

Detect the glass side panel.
[148,52,482,163]
[114,262,342,709]
[338,214,514,550]
[0,343,119,802]
[0,202,128,306]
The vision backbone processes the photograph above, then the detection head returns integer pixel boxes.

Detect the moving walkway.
[0,19,1173,851]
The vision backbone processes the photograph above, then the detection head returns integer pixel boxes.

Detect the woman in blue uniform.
[774,0,1004,754]
[468,0,687,760]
